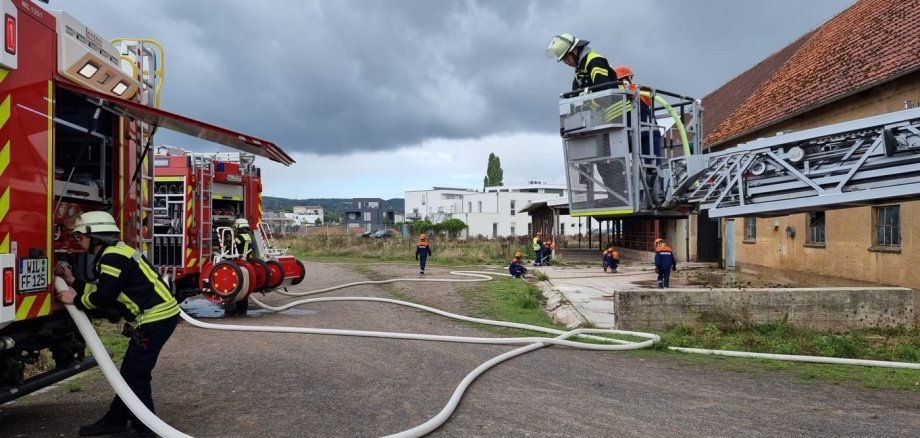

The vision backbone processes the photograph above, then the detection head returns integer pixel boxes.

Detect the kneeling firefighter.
[55,211,179,437]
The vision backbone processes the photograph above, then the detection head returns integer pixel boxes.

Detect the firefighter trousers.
[102,315,179,432]
[657,269,671,288]
[419,254,428,272]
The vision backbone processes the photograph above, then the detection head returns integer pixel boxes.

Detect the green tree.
[409,219,432,237]
[314,218,322,226]
[439,218,468,240]
[483,153,504,189]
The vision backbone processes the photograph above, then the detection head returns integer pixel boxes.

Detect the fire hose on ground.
[57,271,920,438]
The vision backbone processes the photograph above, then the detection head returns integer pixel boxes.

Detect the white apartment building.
[285,205,324,226]
[405,183,578,239]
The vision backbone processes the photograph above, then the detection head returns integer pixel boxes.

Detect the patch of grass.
[65,380,83,392]
[458,277,563,337]
[93,320,129,362]
[649,321,920,391]
[658,322,920,363]
[284,236,520,266]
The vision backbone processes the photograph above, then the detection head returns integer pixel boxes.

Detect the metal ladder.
[194,155,214,264]
[258,221,287,258]
[139,148,155,259]
[670,106,920,218]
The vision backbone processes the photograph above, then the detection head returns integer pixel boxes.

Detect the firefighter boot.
[78,419,127,436]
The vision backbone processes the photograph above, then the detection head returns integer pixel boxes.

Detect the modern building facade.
[343,198,397,232]
[405,183,583,239]
[286,205,324,226]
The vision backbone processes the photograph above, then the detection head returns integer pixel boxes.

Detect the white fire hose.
[57,270,920,438]
[55,277,195,438]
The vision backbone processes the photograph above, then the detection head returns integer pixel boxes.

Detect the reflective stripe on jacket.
[235,232,253,258]
[416,242,432,257]
[654,246,677,271]
[73,242,179,326]
[573,49,612,90]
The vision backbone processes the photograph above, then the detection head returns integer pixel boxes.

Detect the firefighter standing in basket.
[55,211,179,438]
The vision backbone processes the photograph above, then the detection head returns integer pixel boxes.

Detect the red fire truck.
[153,146,306,307]
[0,1,294,403]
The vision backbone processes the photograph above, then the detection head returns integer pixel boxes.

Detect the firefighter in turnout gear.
[55,211,179,437]
[532,232,544,266]
[233,218,254,259]
[546,33,626,191]
[228,218,255,316]
[545,33,614,91]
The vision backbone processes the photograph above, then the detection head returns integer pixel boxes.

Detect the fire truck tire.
[248,258,271,292]
[209,261,244,300]
[265,260,285,289]
[291,259,307,286]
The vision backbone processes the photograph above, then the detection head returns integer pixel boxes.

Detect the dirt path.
[1,261,918,437]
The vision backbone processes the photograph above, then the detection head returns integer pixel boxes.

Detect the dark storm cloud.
[67,0,854,155]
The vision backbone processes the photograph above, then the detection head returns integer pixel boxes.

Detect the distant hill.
[263,196,404,214]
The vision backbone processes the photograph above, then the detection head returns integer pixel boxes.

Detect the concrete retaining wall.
[613,288,915,331]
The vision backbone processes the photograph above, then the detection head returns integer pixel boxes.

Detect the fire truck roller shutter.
[55,81,295,166]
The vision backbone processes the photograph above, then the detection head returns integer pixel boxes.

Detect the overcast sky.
[55,0,855,199]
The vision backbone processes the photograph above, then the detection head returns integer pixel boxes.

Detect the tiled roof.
[702,0,920,148]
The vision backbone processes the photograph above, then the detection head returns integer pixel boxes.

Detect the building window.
[806,211,825,245]
[467,202,472,212]
[510,200,516,215]
[744,216,756,242]
[369,201,379,209]
[874,205,900,248]
[363,212,372,222]
[357,201,362,209]
[478,201,482,213]
[492,222,498,238]
[413,208,419,215]
[510,222,516,236]
[438,206,444,213]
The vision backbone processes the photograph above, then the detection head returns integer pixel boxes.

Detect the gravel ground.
[1,261,919,437]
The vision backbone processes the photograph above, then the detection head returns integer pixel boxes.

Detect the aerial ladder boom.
[558,83,920,219]
[669,106,920,218]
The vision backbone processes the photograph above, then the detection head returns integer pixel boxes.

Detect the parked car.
[370,229,396,239]
[359,230,377,238]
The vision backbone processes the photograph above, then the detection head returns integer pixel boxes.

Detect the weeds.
[657,321,920,363]
[283,235,521,266]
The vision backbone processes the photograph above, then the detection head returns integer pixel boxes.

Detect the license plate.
[18,258,48,292]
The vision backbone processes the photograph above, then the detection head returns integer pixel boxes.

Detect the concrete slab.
[535,262,916,330]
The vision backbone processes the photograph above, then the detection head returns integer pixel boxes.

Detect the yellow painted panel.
[0,95,10,129]
[37,294,51,316]
[155,176,184,182]
[570,209,634,217]
[15,295,34,320]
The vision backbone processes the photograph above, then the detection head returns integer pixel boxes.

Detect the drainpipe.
[685,216,691,263]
